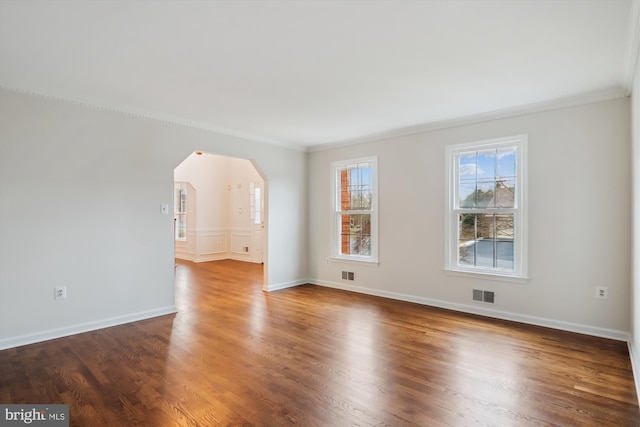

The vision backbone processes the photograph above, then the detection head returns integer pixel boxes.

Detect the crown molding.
[0,86,308,152]
[1,84,629,155]
[624,0,640,94]
[307,87,629,153]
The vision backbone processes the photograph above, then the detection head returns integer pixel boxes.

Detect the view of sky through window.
[458,148,516,209]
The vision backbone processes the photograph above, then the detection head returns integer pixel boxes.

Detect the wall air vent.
[483,291,495,304]
[473,289,495,303]
[341,271,355,281]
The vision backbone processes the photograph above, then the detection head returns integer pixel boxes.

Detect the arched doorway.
[173,151,267,280]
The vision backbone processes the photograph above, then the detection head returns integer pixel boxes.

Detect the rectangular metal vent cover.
[473,289,495,303]
[341,271,355,281]
[483,291,495,304]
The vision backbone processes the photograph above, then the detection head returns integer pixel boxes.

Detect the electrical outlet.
[596,286,608,299]
[54,286,67,300]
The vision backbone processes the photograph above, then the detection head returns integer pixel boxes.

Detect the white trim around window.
[445,135,528,281]
[331,156,378,264]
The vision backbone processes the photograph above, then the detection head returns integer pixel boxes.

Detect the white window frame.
[445,135,528,281]
[331,156,378,264]
[174,182,188,242]
[250,182,262,225]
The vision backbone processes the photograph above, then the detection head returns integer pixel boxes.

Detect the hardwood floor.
[1,259,639,426]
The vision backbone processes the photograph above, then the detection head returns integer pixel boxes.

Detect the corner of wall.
[630,24,640,405]
[629,339,640,406]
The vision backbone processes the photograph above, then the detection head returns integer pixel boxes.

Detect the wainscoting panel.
[175,230,197,261]
[199,230,227,255]
[176,228,260,263]
[231,231,251,255]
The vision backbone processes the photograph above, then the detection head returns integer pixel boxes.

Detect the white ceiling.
[0,1,636,149]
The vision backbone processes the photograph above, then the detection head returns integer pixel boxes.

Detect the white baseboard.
[628,339,640,406]
[267,279,309,292]
[176,253,227,263]
[307,279,630,342]
[0,306,177,350]
[193,255,228,263]
[175,253,197,262]
[176,254,262,264]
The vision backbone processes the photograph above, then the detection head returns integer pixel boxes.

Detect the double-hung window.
[331,156,378,263]
[445,135,527,279]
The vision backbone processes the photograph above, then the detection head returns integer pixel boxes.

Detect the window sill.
[329,257,380,267]
[444,268,529,284]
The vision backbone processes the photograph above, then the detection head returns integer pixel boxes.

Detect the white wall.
[227,156,264,263]
[631,53,640,397]
[174,152,226,231]
[0,87,630,350]
[0,89,308,349]
[173,152,264,263]
[309,97,631,338]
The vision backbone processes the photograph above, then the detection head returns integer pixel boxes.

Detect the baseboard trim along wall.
[306,279,630,342]
[0,306,178,350]
[176,253,228,263]
[267,279,309,292]
[628,340,640,406]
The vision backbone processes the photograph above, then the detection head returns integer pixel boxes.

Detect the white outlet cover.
[54,286,67,300]
[596,286,608,299]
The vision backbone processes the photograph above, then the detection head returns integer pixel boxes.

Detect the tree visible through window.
[446,136,527,278]
[332,157,378,262]
[458,148,516,269]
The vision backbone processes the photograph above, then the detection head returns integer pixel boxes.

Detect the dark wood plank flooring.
[1,259,638,426]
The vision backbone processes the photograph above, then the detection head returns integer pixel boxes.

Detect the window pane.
[459,153,477,178]
[496,212,514,269]
[495,213,514,241]
[476,149,496,179]
[340,169,351,210]
[459,181,477,208]
[495,180,515,208]
[474,239,494,268]
[457,213,514,271]
[174,184,187,214]
[459,213,475,240]
[476,214,494,240]
[496,241,514,269]
[497,149,516,179]
[254,187,261,225]
[475,214,494,268]
[457,147,517,210]
[174,183,188,242]
[175,215,186,240]
[459,239,475,267]
[458,214,476,266]
[351,166,373,210]
[340,213,371,256]
[340,165,374,211]
[476,179,495,208]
